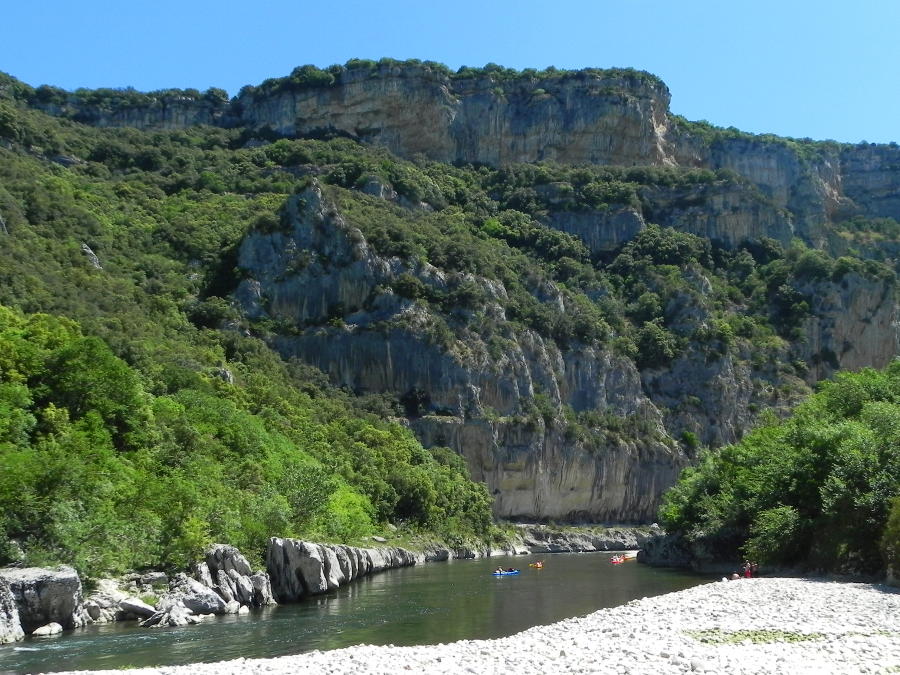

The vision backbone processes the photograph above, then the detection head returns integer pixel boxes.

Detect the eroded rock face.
[233,184,897,523]
[238,66,673,168]
[0,577,23,644]
[196,544,276,608]
[266,538,421,603]
[795,273,898,382]
[0,566,89,632]
[411,417,684,523]
[35,98,228,130]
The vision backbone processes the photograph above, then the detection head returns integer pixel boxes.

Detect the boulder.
[170,574,227,615]
[334,545,353,582]
[140,574,226,628]
[424,547,451,562]
[227,569,254,605]
[321,546,344,590]
[83,578,129,623]
[205,544,252,577]
[32,622,63,637]
[140,603,195,628]
[0,566,90,632]
[215,569,236,602]
[266,537,307,602]
[0,577,24,644]
[296,542,328,595]
[193,561,215,589]
[249,572,275,607]
[118,597,156,619]
[139,572,168,587]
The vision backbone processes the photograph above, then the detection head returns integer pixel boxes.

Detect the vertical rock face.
[0,577,24,644]
[794,273,898,382]
[839,144,900,221]
[265,538,420,604]
[35,98,228,130]
[411,417,684,522]
[238,66,673,168]
[638,181,794,248]
[0,566,89,632]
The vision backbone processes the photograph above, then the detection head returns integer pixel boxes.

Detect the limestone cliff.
[28,62,897,525]
[35,62,900,236]
[231,183,895,522]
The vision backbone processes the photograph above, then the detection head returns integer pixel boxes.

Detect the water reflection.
[0,554,706,673]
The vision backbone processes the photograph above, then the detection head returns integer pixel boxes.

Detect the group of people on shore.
[726,560,759,580]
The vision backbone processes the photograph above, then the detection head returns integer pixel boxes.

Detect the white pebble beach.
[49,578,900,675]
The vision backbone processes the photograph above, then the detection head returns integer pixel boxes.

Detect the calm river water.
[0,553,707,673]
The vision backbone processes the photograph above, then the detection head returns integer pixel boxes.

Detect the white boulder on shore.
[45,578,900,675]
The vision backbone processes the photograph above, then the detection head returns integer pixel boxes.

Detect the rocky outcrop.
[515,524,657,553]
[31,621,63,637]
[141,573,228,628]
[232,183,899,523]
[141,544,276,628]
[0,577,23,644]
[197,543,275,607]
[0,566,90,633]
[637,531,744,574]
[638,181,793,248]
[544,207,645,255]
[35,96,228,130]
[839,144,900,221]
[266,538,421,603]
[235,184,693,522]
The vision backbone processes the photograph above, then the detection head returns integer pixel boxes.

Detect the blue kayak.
[492,570,520,576]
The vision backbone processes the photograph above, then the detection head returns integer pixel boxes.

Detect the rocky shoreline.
[0,525,652,644]
[44,578,900,675]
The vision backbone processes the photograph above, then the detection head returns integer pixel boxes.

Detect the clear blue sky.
[4,1,898,143]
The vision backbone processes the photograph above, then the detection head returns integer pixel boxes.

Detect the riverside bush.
[660,362,900,573]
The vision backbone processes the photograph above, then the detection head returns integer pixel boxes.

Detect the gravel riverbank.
[49,578,900,675]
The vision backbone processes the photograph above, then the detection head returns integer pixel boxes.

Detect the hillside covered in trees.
[659,363,900,575]
[0,60,898,576]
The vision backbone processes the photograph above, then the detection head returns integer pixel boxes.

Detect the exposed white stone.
[32,621,63,637]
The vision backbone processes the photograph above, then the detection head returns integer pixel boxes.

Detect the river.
[0,553,707,674]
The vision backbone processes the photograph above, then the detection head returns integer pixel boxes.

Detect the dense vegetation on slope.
[0,303,492,577]
[659,362,900,574]
[0,67,897,575]
[0,90,495,577]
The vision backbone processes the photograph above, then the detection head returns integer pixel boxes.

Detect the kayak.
[492,570,520,576]
[528,563,544,568]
